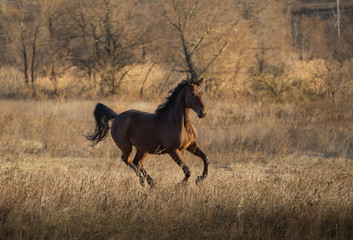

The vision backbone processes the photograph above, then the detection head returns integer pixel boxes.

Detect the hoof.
[147,179,155,188]
[139,177,145,187]
[196,176,205,185]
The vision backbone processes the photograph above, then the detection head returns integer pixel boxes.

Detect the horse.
[86,77,209,186]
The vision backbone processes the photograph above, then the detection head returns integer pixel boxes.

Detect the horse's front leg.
[187,142,209,185]
[169,149,191,183]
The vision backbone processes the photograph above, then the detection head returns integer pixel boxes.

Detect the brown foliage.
[1,0,352,99]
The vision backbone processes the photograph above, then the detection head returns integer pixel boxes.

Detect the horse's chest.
[178,126,196,150]
[161,123,196,151]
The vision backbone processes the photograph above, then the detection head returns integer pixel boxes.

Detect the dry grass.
[0,99,353,239]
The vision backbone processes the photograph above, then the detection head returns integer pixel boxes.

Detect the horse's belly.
[130,130,163,154]
[134,139,166,154]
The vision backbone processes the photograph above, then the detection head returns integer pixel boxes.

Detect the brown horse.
[86,77,208,186]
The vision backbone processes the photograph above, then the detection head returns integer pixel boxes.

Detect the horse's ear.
[198,78,204,85]
[189,77,194,85]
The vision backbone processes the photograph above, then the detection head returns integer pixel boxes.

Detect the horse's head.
[185,77,206,118]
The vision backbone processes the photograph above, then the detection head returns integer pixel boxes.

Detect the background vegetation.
[0,0,353,239]
[0,0,353,100]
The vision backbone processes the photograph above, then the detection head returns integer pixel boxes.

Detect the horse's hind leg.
[120,145,144,183]
[133,151,154,186]
[141,168,154,186]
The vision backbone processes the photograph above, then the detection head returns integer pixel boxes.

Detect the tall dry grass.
[0,99,352,239]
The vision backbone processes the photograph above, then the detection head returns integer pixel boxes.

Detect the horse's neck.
[169,89,191,128]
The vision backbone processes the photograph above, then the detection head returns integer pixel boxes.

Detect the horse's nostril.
[198,109,206,118]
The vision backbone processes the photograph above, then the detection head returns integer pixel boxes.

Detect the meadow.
[0,98,352,239]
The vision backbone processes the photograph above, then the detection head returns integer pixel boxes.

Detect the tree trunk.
[48,17,56,82]
[21,36,29,85]
[337,0,341,43]
[180,31,198,81]
[30,28,38,87]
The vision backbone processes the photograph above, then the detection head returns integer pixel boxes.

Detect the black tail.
[86,103,117,146]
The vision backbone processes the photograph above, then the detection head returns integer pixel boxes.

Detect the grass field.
[0,99,352,239]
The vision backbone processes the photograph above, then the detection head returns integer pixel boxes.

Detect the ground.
[0,99,352,239]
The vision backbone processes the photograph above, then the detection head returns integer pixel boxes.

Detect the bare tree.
[249,64,296,98]
[67,0,150,95]
[311,59,347,102]
[7,0,49,88]
[329,0,344,43]
[41,0,71,95]
[158,0,241,83]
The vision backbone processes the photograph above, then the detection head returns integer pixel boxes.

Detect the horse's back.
[111,110,163,153]
[111,110,157,135]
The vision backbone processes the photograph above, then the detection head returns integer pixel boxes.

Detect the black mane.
[156,80,197,114]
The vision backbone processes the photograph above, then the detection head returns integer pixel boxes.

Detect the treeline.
[0,0,352,100]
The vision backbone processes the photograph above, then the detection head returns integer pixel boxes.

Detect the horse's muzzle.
[197,109,206,118]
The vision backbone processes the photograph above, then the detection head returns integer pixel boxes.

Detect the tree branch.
[200,34,232,75]
[190,25,211,55]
